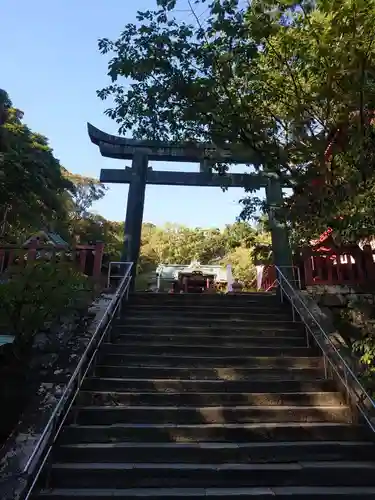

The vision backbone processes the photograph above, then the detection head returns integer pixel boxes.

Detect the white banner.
[226,264,234,292]
[256,265,264,290]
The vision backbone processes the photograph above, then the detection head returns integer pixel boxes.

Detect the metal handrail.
[261,265,301,292]
[12,261,133,500]
[275,265,375,433]
[107,261,132,288]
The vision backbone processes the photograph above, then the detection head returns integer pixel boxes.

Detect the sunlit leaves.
[97,0,375,242]
[0,91,74,239]
[64,172,107,220]
[138,221,269,280]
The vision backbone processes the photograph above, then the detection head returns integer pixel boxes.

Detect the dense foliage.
[0,90,102,377]
[0,89,107,244]
[97,0,375,243]
[0,91,73,238]
[0,96,103,441]
[0,260,94,446]
[0,262,94,359]
[138,221,270,284]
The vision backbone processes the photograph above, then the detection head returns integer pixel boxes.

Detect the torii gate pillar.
[266,176,294,287]
[122,152,148,289]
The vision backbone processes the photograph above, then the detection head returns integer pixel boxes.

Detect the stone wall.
[306,284,375,350]
[307,284,375,307]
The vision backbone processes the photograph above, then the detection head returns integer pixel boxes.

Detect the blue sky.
[1,0,265,228]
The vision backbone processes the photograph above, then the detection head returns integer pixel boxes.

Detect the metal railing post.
[305,325,310,348]
[291,297,295,322]
[117,296,123,318]
[278,270,284,303]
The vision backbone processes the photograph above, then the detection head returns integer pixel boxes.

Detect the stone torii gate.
[88,123,293,285]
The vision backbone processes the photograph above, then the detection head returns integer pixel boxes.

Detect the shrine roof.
[23,231,69,248]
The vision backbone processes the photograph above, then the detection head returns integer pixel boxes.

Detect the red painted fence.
[301,246,375,286]
[260,265,278,291]
[257,246,375,290]
[0,241,105,280]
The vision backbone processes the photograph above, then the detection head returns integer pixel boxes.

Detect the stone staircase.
[34,292,375,498]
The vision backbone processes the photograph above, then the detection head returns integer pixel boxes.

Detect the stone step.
[94,365,324,381]
[115,323,304,334]
[60,422,369,444]
[34,485,375,499]
[82,377,335,394]
[29,289,375,500]
[123,309,292,320]
[45,461,375,489]
[98,353,322,368]
[121,316,297,326]
[114,323,306,339]
[100,343,312,357]
[76,390,344,408]
[111,333,306,347]
[125,300,285,314]
[54,441,375,464]
[130,293,278,304]
[71,404,351,425]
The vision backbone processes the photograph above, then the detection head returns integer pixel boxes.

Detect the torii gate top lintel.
[88,122,260,164]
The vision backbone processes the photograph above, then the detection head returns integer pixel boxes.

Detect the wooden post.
[363,245,375,281]
[326,256,334,284]
[7,250,14,268]
[27,239,38,263]
[302,247,314,286]
[353,250,365,284]
[335,252,343,284]
[315,256,324,283]
[79,249,87,274]
[0,248,5,273]
[93,242,104,280]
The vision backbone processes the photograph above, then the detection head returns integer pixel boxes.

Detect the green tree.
[222,221,256,251]
[0,89,11,151]
[57,171,109,245]
[97,0,375,243]
[64,171,107,220]
[137,220,271,280]
[0,90,73,240]
[0,261,93,359]
[70,214,123,253]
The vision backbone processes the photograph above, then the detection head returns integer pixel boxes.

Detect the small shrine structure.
[156,260,228,292]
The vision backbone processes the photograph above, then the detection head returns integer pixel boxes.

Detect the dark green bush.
[331,303,375,395]
[0,261,94,358]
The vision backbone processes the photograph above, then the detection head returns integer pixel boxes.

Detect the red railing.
[258,248,375,290]
[261,265,277,291]
[302,246,375,286]
[0,241,105,280]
